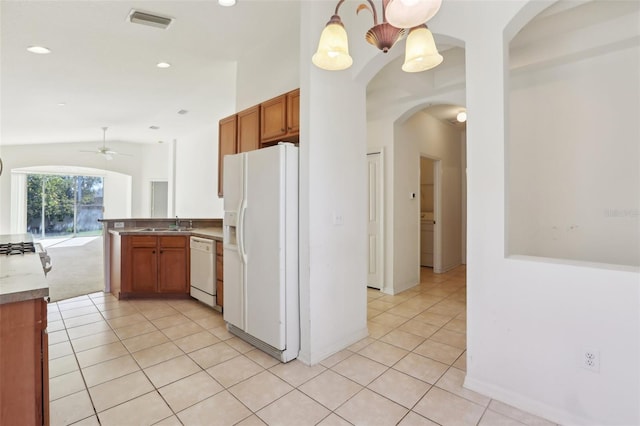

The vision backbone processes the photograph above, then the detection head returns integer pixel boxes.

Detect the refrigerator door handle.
[238,201,248,265]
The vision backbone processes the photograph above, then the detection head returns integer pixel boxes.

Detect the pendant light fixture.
[385,0,442,29]
[402,24,442,72]
[312,0,443,73]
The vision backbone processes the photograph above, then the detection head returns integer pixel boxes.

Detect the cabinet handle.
[152,250,156,254]
[160,250,164,254]
[281,128,285,132]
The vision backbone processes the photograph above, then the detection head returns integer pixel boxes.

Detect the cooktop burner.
[0,241,36,255]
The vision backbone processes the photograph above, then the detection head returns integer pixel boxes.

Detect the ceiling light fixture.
[312,0,443,73]
[218,0,236,6]
[27,46,51,54]
[456,111,467,123]
[156,62,171,68]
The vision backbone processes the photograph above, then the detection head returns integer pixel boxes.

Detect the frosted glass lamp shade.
[385,0,442,29]
[312,17,353,71]
[402,25,443,72]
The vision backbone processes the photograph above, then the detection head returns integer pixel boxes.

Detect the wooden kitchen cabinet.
[260,89,300,145]
[158,236,189,293]
[218,89,299,198]
[286,89,300,134]
[237,106,260,154]
[116,235,190,298]
[216,241,223,308]
[130,236,157,293]
[0,297,49,426]
[218,114,237,198]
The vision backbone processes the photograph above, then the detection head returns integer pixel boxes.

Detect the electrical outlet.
[582,349,600,372]
[114,222,125,229]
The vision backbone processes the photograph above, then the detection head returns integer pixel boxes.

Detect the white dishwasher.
[190,236,216,308]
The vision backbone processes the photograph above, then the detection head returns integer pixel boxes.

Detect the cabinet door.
[158,236,188,293]
[237,106,260,153]
[158,248,188,293]
[286,89,300,134]
[130,246,158,293]
[0,299,47,426]
[260,95,287,143]
[218,114,237,197]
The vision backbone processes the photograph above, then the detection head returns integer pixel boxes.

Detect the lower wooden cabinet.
[112,235,190,299]
[216,241,223,308]
[0,297,48,425]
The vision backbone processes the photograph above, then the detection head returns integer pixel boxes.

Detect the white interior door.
[367,152,383,290]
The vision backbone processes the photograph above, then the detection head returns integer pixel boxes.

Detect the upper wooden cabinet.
[218,114,237,198]
[260,89,300,145]
[286,89,300,135]
[218,89,299,198]
[237,106,260,153]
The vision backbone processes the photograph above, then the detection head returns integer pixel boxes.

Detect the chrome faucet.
[175,216,180,227]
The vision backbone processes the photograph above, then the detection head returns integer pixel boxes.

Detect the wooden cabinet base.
[0,298,48,426]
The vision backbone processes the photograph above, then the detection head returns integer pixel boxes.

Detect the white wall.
[455,2,640,425]
[0,141,169,233]
[235,16,300,111]
[391,119,421,293]
[507,27,639,266]
[314,0,639,423]
[174,124,225,218]
[408,111,464,273]
[297,1,369,365]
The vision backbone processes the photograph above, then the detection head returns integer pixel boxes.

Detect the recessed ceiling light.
[57,102,66,107]
[149,125,160,130]
[27,46,51,54]
[158,140,164,144]
[157,62,171,69]
[177,109,188,115]
[218,0,236,6]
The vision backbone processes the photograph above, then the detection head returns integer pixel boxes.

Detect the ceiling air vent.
[128,10,173,29]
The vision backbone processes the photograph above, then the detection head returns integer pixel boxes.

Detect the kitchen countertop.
[0,235,48,305]
[109,227,223,241]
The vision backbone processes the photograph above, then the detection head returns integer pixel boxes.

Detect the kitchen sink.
[140,227,190,232]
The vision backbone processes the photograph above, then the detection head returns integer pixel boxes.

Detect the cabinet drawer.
[130,236,156,246]
[159,236,187,248]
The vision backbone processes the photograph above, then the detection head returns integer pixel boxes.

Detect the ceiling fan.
[80,127,131,160]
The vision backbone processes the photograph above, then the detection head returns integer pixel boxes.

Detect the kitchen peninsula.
[100,219,222,303]
[0,234,49,425]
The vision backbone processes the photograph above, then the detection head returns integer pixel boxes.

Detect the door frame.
[420,155,443,273]
[366,149,385,291]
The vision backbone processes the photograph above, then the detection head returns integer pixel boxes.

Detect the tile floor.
[48,266,557,426]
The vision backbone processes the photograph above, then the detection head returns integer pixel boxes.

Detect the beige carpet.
[43,236,105,302]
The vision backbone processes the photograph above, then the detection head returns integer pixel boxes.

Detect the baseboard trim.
[464,375,596,426]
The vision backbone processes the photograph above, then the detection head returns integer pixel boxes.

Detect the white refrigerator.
[223,142,299,362]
